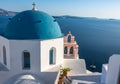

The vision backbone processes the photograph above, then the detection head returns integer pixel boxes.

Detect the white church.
[0,3,120,84]
[0,3,88,84]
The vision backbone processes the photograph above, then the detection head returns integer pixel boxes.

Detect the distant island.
[0,8,17,16]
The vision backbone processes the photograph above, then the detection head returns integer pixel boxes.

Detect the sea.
[1,15,120,72]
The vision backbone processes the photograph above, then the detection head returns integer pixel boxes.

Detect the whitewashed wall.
[101,64,108,84]
[106,54,120,84]
[9,40,41,73]
[0,36,10,69]
[40,37,64,71]
[0,37,63,84]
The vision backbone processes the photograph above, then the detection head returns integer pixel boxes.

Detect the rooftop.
[3,3,62,40]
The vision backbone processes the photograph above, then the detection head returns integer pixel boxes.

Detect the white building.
[101,54,120,84]
[0,3,88,84]
[0,3,64,84]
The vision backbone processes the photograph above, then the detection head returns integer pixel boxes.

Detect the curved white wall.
[106,54,120,84]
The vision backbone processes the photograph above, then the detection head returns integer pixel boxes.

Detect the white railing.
[72,80,96,84]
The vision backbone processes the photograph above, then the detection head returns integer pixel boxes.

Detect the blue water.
[0,16,11,35]
[55,16,120,72]
[1,16,120,72]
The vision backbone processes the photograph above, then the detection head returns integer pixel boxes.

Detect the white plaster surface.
[0,36,63,84]
[106,54,120,84]
[0,36,10,69]
[62,59,87,76]
[70,73,101,84]
[0,36,98,84]
[72,79,96,84]
[101,64,108,84]
[40,38,64,71]
[9,40,41,73]
[5,74,45,84]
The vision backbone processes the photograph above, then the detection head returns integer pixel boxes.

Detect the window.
[70,46,74,54]
[64,46,68,54]
[49,48,56,65]
[3,46,7,65]
[23,51,30,69]
[68,35,71,43]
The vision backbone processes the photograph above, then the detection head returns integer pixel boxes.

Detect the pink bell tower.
[64,32,79,59]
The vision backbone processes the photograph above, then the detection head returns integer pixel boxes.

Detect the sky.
[1,0,120,19]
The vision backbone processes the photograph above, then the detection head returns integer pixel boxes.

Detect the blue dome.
[4,10,62,40]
